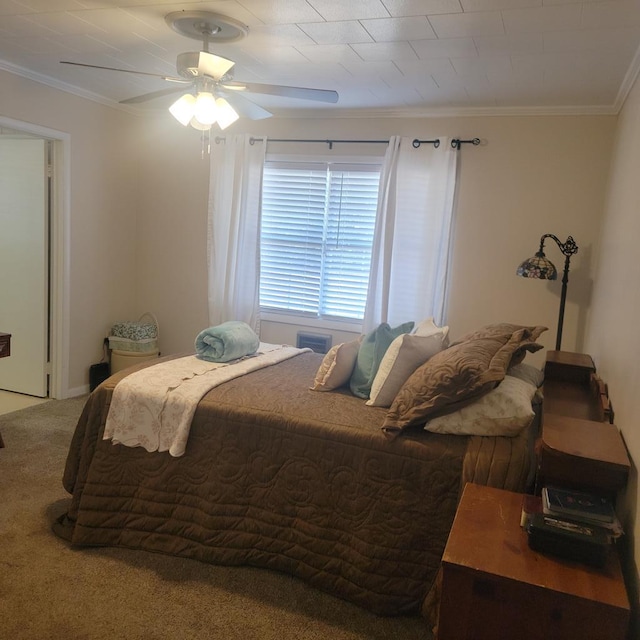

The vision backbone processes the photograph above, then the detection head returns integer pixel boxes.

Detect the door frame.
[0,116,70,399]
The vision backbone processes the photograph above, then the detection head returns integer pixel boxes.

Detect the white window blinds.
[260,160,381,321]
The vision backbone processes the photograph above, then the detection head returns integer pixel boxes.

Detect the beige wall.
[131,118,211,358]
[586,72,640,613]
[3,62,638,623]
[0,68,618,394]
[0,70,141,394]
[135,113,616,369]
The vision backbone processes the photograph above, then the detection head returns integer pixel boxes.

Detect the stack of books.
[542,486,618,526]
[522,486,623,567]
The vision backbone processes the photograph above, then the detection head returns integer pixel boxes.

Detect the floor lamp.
[516,234,579,351]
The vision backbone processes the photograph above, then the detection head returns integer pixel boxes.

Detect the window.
[259,160,381,321]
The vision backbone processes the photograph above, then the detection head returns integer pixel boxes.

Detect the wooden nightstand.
[438,483,630,640]
[537,350,629,497]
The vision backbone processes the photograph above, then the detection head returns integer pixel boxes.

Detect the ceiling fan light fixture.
[169,93,196,126]
[215,97,239,130]
[193,91,218,125]
[189,116,211,131]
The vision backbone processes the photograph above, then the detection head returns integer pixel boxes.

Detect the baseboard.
[65,384,90,399]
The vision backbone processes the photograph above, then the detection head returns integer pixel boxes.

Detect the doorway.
[0,137,49,396]
[0,117,70,399]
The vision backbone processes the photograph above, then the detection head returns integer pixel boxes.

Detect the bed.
[56,323,545,620]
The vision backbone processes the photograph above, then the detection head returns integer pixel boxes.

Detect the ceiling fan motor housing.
[177,52,204,78]
[176,51,235,81]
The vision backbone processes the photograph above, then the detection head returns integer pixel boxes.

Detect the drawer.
[439,565,629,640]
[544,351,595,384]
[0,332,11,358]
[537,416,630,496]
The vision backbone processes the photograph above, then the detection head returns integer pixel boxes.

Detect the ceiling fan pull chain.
[201,129,212,158]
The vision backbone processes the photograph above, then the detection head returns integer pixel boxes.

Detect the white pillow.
[366,329,449,407]
[424,376,537,437]
[506,362,544,388]
[412,317,442,336]
[310,336,363,391]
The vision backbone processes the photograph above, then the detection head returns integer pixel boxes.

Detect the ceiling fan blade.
[221,81,339,104]
[176,52,235,80]
[198,51,235,79]
[221,92,272,120]
[120,86,189,105]
[60,61,187,83]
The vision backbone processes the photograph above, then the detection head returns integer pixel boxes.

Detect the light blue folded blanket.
[195,321,260,363]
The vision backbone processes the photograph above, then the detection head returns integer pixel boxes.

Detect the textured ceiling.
[1,0,639,117]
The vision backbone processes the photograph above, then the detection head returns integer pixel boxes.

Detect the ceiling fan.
[60,11,339,131]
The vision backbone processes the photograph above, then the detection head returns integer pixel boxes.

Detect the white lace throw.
[103,343,307,457]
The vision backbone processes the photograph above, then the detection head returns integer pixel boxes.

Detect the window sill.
[260,310,363,334]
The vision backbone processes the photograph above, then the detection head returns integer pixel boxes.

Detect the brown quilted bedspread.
[61,352,532,616]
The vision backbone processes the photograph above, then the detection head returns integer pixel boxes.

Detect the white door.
[0,139,48,397]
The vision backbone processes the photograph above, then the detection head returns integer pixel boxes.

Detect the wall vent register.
[296,332,332,354]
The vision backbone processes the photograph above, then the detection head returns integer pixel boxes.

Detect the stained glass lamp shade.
[516,252,557,280]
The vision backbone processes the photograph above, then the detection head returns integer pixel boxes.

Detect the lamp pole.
[540,234,579,351]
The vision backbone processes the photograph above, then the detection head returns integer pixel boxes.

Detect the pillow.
[451,322,548,368]
[366,329,450,407]
[381,325,546,437]
[310,336,363,391]
[424,376,537,437]
[349,321,414,399]
[412,317,442,336]
[506,362,544,388]
[451,323,547,347]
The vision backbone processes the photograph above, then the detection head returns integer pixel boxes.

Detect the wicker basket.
[109,312,159,353]
[110,348,160,374]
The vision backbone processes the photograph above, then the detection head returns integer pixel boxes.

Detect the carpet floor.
[0,396,432,640]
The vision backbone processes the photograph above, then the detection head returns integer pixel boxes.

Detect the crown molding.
[613,42,640,114]
[0,57,621,120]
[272,104,619,119]
[0,58,121,110]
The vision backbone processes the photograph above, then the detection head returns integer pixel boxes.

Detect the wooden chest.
[438,484,630,640]
[537,350,629,497]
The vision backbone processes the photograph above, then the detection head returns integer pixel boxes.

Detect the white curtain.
[207,134,266,333]
[363,135,459,332]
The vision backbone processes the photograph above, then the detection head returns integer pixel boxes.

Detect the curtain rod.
[249,136,441,150]
[217,136,480,150]
[413,137,481,149]
[451,138,481,149]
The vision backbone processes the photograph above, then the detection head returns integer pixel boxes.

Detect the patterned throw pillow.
[424,376,537,436]
[381,324,546,438]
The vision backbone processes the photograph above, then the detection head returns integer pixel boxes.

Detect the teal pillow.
[350,321,414,399]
